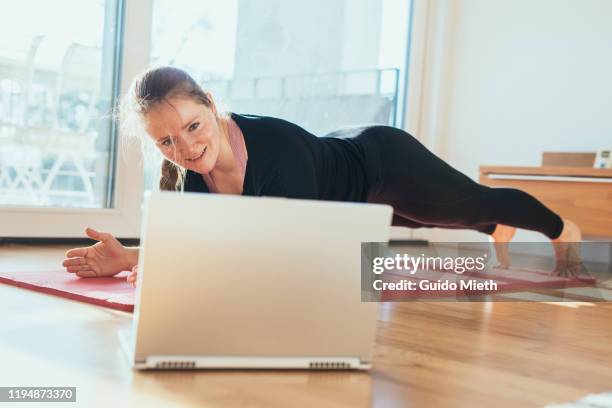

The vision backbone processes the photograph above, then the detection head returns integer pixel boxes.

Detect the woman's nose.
[179,137,200,157]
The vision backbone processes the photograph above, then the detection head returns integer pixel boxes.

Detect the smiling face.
[144,96,222,174]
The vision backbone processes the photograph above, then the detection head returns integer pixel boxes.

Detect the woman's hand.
[62,227,132,278]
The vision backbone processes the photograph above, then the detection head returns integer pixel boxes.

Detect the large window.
[145,0,412,191]
[0,0,120,208]
[0,0,149,238]
[0,0,413,238]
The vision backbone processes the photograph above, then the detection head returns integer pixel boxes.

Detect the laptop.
[119,191,392,370]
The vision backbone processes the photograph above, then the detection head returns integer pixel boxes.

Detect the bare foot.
[551,219,584,277]
[490,224,516,269]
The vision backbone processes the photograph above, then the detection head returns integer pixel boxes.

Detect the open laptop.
[119,191,392,370]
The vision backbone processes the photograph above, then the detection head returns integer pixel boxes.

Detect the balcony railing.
[204,68,401,128]
[0,35,103,207]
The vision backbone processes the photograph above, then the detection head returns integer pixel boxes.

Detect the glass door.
[0,0,151,238]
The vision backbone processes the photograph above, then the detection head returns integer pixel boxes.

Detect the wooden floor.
[0,244,611,407]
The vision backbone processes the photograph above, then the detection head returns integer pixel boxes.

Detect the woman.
[62,66,581,285]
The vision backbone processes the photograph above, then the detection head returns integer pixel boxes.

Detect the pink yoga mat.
[0,267,598,308]
[0,270,135,312]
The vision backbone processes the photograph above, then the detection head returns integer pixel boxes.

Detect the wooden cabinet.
[479,166,612,237]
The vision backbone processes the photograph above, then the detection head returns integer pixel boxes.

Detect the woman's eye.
[188,122,200,132]
[161,139,172,147]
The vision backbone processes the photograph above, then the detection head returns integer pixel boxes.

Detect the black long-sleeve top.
[183,113,372,202]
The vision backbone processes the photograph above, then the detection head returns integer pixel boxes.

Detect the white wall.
[406,0,612,243]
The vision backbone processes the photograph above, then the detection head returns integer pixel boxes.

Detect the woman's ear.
[205,91,218,115]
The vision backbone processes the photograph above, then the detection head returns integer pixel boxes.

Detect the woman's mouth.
[187,146,207,162]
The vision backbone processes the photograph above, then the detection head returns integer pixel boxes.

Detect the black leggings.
[353,126,563,239]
